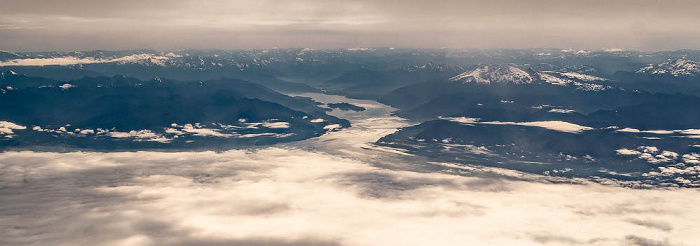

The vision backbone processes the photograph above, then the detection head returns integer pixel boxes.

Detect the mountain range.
[2,49,700,186]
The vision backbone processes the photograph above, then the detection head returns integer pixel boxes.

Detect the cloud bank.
[1,149,698,246]
[0,53,172,66]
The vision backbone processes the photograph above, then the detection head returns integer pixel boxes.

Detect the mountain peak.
[449,64,534,84]
[636,58,700,76]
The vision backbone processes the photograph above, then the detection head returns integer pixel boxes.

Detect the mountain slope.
[636,59,700,76]
[449,65,535,84]
[0,74,348,149]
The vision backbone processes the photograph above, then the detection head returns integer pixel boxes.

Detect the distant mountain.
[377,63,628,121]
[585,93,700,129]
[636,59,700,76]
[381,74,700,130]
[0,73,348,150]
[321,63,460,99]
[449,65,535,84]
[3,49,700,186]
[1,70,60,90]
[609,59,700,96]
[374,58,700,187]
[0,51,319,93]
[449,64,610,90]
[377,119,700,187]
[0,51,21,61]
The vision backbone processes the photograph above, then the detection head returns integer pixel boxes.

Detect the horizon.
[3,47,700,53]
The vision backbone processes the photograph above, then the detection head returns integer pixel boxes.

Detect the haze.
[2,0,700,51]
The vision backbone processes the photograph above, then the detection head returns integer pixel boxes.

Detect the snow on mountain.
[535,71,609,90]
[449,65,534,84]
[399,63,455,73]
[449,65,609,91]
[538,72,573,85]
[559,72,608,81]
[636,59,700,76]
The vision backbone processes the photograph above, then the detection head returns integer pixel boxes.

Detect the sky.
[1,0,700,51]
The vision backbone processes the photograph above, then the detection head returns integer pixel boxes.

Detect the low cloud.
[0,53,170,66]
[441,117,594,133]
[1,148,698,246]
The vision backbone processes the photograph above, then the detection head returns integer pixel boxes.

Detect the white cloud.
[486,121,592,133]
[682,153,700,164]
[441,117,593,133]
[439,117,480,124]
[0,121,26,135]
[616,148,641,156]
[106,129,171,143]
[0,54,170,67]
[180,123,232,137]
[164,128,184,135]
[262,121,290,129]
[618,147,679,164]
[639,146,659,154]
[639,153,671,164]
[658,151,679,160]
[0,149,699,246]
[323,124,342,130]
[79,129,94,135]
[616,128,700,137]
[616,128,641,133]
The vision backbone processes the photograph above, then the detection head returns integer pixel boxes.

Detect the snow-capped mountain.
[449,64,609,91]
[535,71,609,91]
[0,50,21,61]
[449,65,535,84]
[636,59,700,76]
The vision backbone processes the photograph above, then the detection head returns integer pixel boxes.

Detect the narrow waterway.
[285,93,430,169]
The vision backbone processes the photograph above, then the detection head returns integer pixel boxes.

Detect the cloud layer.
[1,148,699,246]
[1,0,700,51]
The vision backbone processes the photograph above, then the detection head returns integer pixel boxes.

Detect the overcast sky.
[1,0,700,51]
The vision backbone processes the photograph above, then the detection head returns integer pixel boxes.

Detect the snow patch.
[616,148,641,156]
